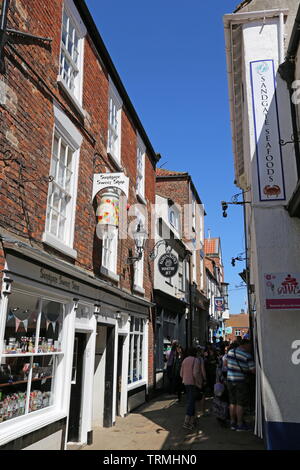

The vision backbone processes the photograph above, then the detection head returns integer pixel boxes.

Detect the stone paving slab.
[80,394,265,451]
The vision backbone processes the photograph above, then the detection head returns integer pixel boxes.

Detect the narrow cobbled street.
[77,394,264,451]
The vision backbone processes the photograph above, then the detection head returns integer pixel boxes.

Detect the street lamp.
[127,223,148,264]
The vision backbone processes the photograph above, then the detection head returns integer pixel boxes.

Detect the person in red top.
[180,347,204,430]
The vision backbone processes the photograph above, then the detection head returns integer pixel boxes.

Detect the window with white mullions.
[101,226,118,274]
[59,1,86,104]
[128,317,145,384]
[46,131,75,245]
[107,80,122,163]
[136,136,145,199]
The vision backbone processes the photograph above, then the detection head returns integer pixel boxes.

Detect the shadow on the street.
[133,395,265,451]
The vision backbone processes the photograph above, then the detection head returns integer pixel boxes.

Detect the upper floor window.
[102,226,118,275]
[43,104,82,258]
[169,207,180,232]
[107,80,122,164]
[136,135,145,199]
[59,0,86,104]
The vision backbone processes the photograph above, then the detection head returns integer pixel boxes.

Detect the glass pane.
[39,301,64,353]
[28,355,57,414]
[52,187,61,211]
[65,169,72,192]
[0,357,29,421]
[128,336,133,384]
[3,293,40,354]
[139,336,143,380]
[53,135,59,158]
[58,215,66,241]
[50,210,58,236]
[133,336,138,382]
[58,162,65,187]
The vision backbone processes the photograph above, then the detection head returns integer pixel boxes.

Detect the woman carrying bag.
[180,347,204,430]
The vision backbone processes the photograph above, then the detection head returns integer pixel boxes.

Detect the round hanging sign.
[158,252,179,278]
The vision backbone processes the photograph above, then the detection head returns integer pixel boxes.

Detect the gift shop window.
[0,292,65,423]
[128,317,145,385]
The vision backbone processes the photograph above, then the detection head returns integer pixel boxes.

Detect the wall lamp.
[221,190,251,218]
[231,254,247,267]
[127,223,148,264]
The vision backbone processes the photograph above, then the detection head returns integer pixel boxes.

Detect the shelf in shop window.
[1,352,63,357]
[0,376,53,388]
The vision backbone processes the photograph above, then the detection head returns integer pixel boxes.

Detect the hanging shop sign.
[264,272,300,309]
[250,60,286,202]
[96,191,120,226]
[92,173,129,200]
[214,297,225,313]
[158,252,179,278]
[225,327,233,335]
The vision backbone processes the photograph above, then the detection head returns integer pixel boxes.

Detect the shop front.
[154,290,187,390]
[0,238,151,449]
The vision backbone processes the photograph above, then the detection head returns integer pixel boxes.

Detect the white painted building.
[224,0,300,450]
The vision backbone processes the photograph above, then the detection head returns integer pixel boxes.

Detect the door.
[103,326,115,427]
[116,335,124,416]
[68,332,86,442]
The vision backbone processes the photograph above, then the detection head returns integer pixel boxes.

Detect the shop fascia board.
[223,8,288,189]
[1,235,155,309]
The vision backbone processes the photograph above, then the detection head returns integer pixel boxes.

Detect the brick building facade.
[0,0,158,449]
[155,169,209,346]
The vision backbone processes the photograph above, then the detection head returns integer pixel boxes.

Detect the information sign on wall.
[250,60,286,201]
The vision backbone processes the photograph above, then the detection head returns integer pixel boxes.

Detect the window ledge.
[127,379,147,392]
[107,152,123,172]
[136,192,147,205]
[133,284,145,296]
[100,266,120,283]
[57,77,86,119]
[42,232,77,259]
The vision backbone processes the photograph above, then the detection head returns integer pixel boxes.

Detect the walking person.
[226,339,255,431]
[180,347,203,430]
[166,341,177,394]
[205,344,218,396]
[172,344,184,401]
[195,347,207,417]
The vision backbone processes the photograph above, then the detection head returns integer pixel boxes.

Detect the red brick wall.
[1,0,157,391]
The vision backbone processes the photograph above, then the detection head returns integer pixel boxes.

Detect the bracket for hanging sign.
[0,0,52,73]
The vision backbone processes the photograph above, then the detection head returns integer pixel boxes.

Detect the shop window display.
[128,317,145,385]
[0,292,64,423]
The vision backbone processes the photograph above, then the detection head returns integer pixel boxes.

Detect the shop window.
[128,317,145,384]
[0,292,65,423]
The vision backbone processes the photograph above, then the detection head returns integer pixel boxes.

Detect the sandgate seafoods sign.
[264,273,300,309]
[250,60,286,202]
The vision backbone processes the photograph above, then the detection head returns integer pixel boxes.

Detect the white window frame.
[57,0,86,115]
[107,79,123,166]
[136,134,146,202]
[43,103,82,259]
[0,287,73,447]
[128,317,146,385]
[101,226,118,276]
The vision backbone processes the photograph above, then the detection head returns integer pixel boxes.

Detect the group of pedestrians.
[165,335,256,432]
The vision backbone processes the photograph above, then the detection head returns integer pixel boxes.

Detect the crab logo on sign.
[158,253,179,278]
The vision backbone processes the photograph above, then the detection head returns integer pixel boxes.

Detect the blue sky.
[86,0,247,314]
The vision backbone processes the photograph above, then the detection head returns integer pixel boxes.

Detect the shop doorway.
[116,335,125,416]
[103,326,115,427]
[67,332,86,442]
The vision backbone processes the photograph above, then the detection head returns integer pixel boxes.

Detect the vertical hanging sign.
[250,60,286,201]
